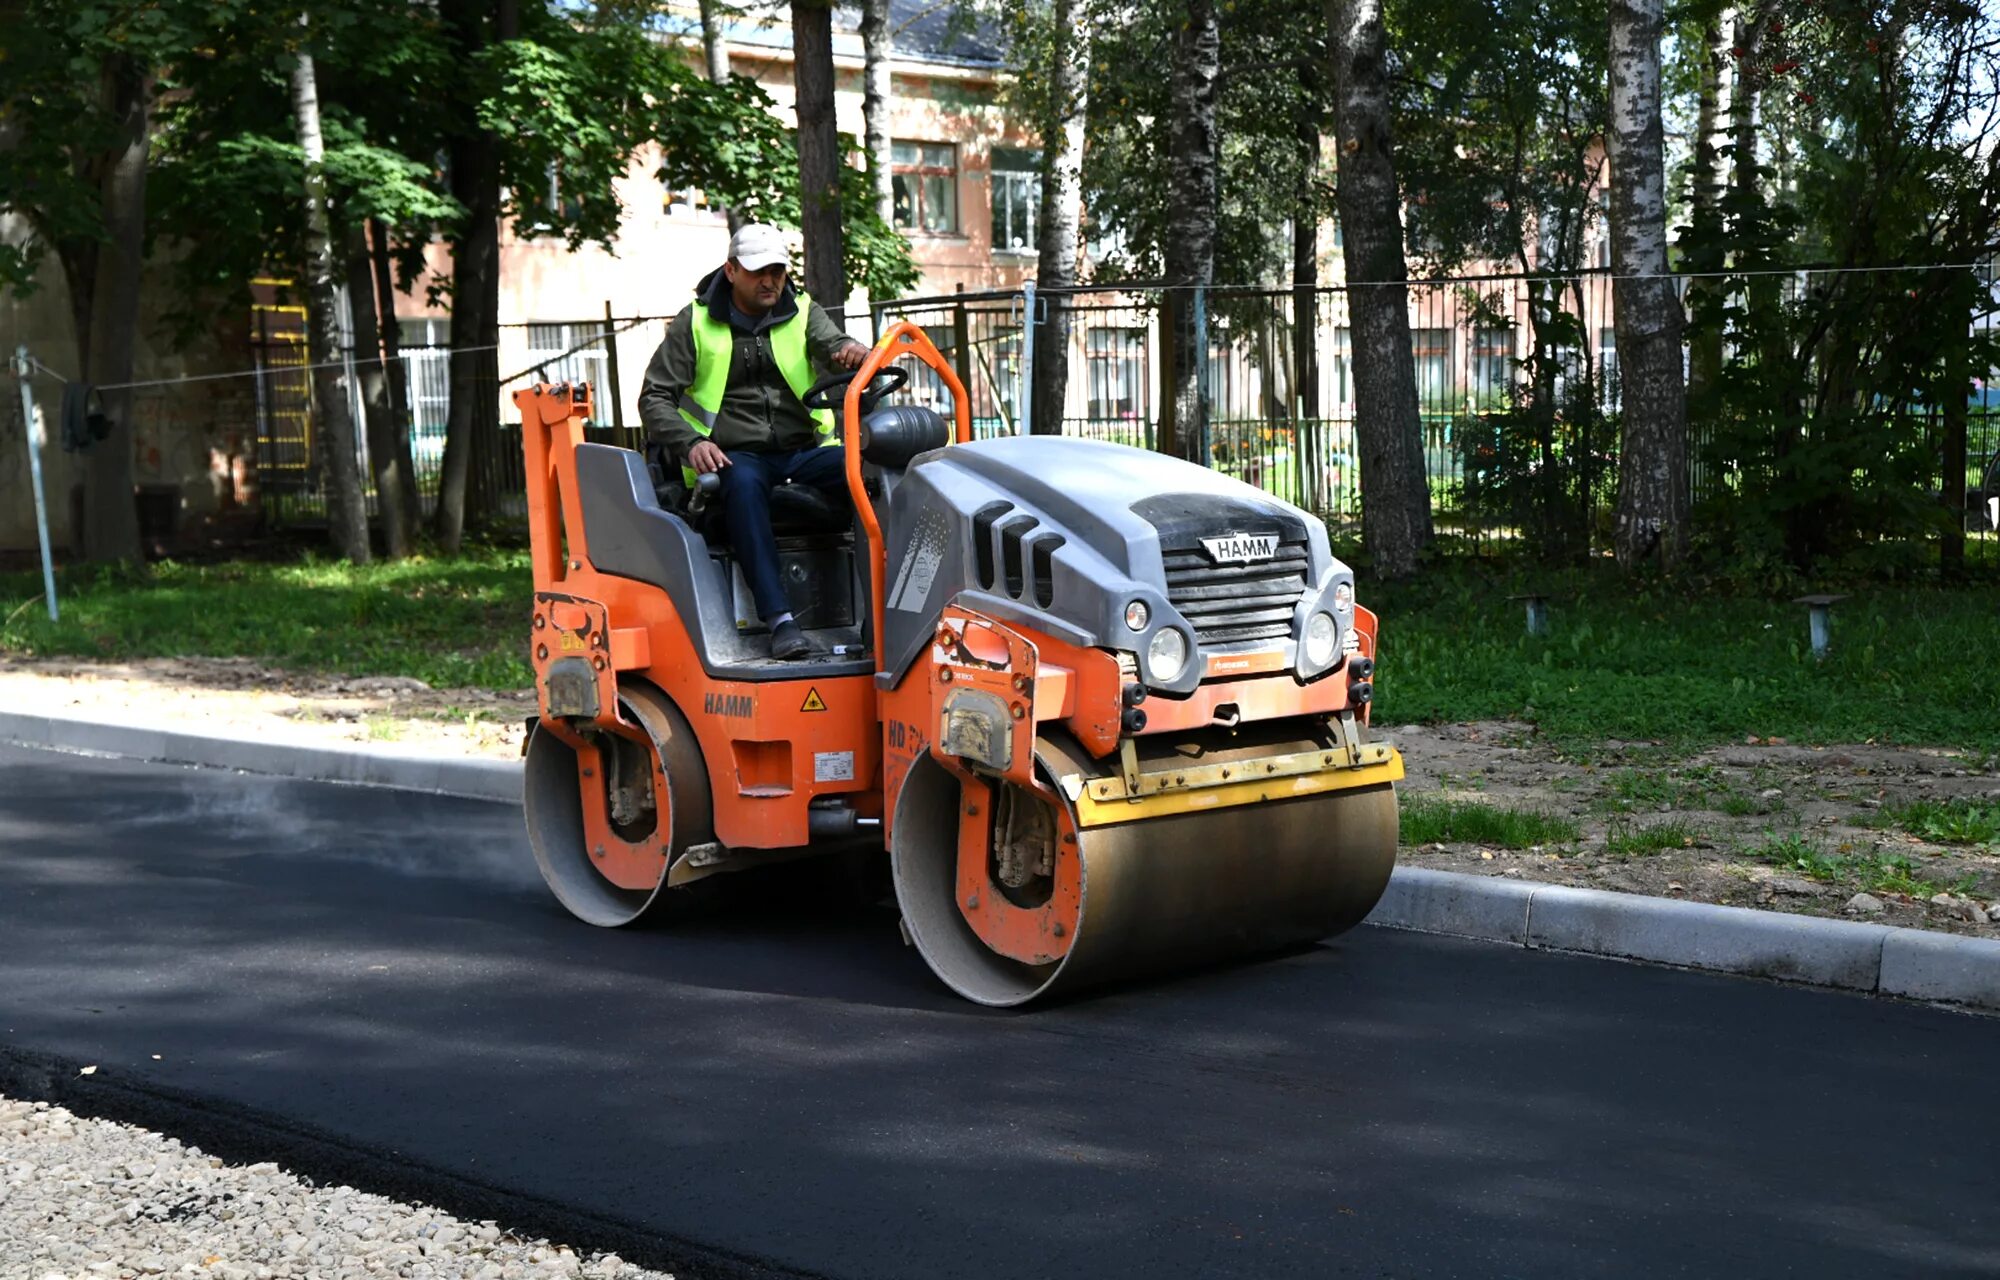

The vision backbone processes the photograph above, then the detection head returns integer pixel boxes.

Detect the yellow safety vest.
[677,292,837,487]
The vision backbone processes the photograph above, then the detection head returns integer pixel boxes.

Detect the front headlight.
[1146,628,1189,683]
[1303,611,1339,667]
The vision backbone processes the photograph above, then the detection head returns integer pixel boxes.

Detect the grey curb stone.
[1369,866,1535,944]
[1369,868,2000,1013]
[0,711,520,804]
[1879,928,2000,1008]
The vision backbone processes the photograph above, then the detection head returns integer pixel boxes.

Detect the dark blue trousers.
[715,446,848,621]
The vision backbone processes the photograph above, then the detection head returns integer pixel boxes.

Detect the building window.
[664,183,721,222]
[1598,326,1618,392]
[893,142,959,234]
[1472,326,1514,403]
[1412,327,1452,403]
[523,163,584,238]
[526,322,610,406]
[1327,326,1352,407]
[990,148,1041,255]
[397,319,452,465]
[1085,327,1147,421]
[1595,188,1612,268]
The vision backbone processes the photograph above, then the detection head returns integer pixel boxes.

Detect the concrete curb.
[1369,866,2000,1014]
[6,711,1997,1014]
[0,711,520,804]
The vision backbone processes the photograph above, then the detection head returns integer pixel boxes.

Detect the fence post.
[1192,283,1210,467]
[1158,290,1179,457]
[12,347,59,622]
[602,301,628,449]
[1018,280,1036,437]
[951,294,973,426]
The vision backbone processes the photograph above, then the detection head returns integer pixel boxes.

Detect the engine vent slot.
[997,514,1039,599]
[970,502,1012,589]
[1028,534,1065,608]
[1162,540,1310,646]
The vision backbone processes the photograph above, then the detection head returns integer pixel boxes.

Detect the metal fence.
[249,269,2000,551]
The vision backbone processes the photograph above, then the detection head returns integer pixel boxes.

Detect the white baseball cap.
[729,223,791,272]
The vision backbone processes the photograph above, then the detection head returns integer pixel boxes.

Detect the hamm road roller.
[514,322,1402,1005]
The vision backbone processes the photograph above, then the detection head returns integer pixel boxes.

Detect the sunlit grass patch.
[1400,795,1579,848]
[1870,798,2000,846]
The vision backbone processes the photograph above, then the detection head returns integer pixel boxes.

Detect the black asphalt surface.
[1,741,1996,1279]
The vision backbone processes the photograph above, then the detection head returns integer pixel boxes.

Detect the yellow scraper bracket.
[1059,742,1403,829]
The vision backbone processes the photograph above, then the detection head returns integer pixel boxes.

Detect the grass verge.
[1749,832,1979,898]
[1365,565,2000,754]
[0,549,532,690]
[1401,795,1579,848]
[1870,798,2000,846]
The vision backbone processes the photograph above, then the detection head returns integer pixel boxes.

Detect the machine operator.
[638,223,868,661]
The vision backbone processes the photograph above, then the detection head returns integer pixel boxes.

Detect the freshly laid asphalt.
[1,742,1996,1279]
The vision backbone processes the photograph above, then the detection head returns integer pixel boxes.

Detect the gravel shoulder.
[1391,720,2000,938]
[0,1094,665,1280]
[3,657,1995,936]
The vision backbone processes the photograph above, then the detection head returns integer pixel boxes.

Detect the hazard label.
[800,687,828,712]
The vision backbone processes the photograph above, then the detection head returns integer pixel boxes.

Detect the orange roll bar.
[843,323,973,667]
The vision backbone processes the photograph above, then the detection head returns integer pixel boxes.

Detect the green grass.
[1870,798,2000,846]
[0,548,533,690]
[1604,817,1701,858]
[1400,795,1580,848]
[1365,566,2000,754]
[1591,765,1744,814]
[1748,832,1979,898]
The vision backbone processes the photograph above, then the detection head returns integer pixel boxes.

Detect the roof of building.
[703,0,1008,72]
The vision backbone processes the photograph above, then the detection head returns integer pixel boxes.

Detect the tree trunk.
[345,224,410,558]
[369,219,423,540]
[1608,0,1688,570]
[792,0,846,315]
[290,30,371,564]
[1162,0,1219,462]
[698,0,746,233]
[1293,75,1322,507]
[1031,1,1089,436]
[434,0,509,553]
[73,54,147,566]
[1682,12,1727,416]
[1328,0,1431,577]
[860,0,894,227]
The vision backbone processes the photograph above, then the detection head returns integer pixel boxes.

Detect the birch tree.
[1328,0,1431,576]
[1031,0,1090,435]
[1607,0,1687,568]
[1162,0,1220,461]
[289,22,372,563]
[861,0,895,226]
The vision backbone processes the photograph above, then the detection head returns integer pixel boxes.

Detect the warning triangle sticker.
[800,687,828,712]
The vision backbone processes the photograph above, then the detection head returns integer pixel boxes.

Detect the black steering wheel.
[803,365,908,415]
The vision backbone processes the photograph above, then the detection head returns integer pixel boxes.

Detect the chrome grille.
[1161,540,1310,646]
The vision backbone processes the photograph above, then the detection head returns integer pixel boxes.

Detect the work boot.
[770,619,815,661]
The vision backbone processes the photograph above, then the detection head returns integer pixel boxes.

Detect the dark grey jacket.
[637,267,854,464]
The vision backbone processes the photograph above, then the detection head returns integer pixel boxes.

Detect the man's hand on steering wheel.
[833,339,868,370]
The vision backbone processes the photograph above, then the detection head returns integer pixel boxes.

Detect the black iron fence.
[247,269,2000,551]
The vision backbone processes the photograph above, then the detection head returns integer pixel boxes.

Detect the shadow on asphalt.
[4,744,1999,1280]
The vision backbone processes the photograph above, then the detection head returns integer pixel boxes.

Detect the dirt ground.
[4,657,1996,938]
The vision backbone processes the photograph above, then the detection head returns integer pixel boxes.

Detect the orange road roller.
[514,322,1402,1006]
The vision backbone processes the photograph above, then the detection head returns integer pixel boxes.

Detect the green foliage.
[1363,564,2000,752]
[1870,799,2000,847]
[1748,833,1976,898]
[1604,817,1701,857]
[0,0,224,297]
[1674,0,2000,574]
[0,551,533,690]
[1400,795,1580,847]
[1078,0,1320,286]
